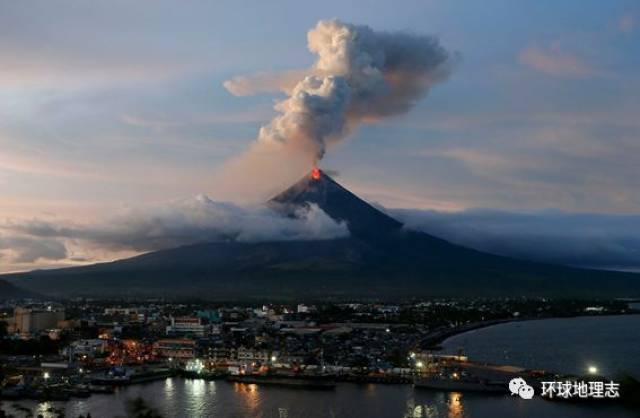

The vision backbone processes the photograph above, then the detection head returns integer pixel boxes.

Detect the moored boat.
[228,374,336,389]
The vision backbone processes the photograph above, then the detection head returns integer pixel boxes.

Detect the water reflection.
[184,378,208,416]
[234,382,261,413]
[405,395,441,418]
[447,392,464,418]
[187,378,206,399]
[406,390,467,418]
[164,377,175,402]
[278,406,289,418]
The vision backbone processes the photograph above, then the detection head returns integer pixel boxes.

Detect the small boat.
[228,374,336,390]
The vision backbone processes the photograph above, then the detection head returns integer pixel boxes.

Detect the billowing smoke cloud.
[218,19,454,200]
[392,208,640,271]
[0,195,348,271]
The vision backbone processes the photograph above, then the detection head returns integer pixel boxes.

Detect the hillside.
[3,171,639,300]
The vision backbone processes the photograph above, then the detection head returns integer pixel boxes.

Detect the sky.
[1,0,640,273]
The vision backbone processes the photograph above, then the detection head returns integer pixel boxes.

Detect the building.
[166,316,205,337]
[236,347,271,364]
[153,339,196,359]
[69,339,108,357]
[12,304,65,336]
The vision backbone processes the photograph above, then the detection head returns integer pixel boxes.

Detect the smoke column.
[218,19,454,200]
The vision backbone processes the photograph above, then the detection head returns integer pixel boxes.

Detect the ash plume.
[218,19,455,200]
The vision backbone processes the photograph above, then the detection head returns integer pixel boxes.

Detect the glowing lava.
[311,167,321,180]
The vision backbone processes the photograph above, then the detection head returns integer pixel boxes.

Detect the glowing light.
[271,355,277,363]
[43,372,50,380]
[311,167,320,180]
[588,365,598,374]
[416,361,424,368]
[186,358,205,374]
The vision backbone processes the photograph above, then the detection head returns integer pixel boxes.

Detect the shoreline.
[428,311,640,350]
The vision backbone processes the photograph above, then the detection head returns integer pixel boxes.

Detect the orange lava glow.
[311,167,321,180]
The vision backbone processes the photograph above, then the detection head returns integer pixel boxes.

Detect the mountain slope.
[269,169,402,237]
[0,279,39,300]
[3,171,640,299]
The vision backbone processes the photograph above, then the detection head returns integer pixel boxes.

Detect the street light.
[588,365,598,375]
[271,355,277,363]
[43,371,50,381]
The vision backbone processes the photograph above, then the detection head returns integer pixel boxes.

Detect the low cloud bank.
[392,208,640,271]
[0,195,348,270]
[3,201,639,273]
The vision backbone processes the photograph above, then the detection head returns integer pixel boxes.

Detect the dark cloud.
[391,208,640,271]
[0,235,68,263]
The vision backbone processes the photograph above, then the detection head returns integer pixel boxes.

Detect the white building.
[12,304,65,336]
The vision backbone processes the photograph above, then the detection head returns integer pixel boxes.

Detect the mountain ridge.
[3,170,640,299]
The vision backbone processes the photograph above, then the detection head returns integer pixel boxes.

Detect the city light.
[588,365,598,375]
[186,359,205,374]
[43,371,50,380]
[416,361,424,368]
[271,355,277,363]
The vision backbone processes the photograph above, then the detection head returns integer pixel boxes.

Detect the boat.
[181,370,228,380]
[91,366,174,386]
[68,384,92,398]
[88,384,116,394]
[228,374,336,389]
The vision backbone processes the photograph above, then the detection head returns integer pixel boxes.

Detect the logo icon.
[509,377,535,399]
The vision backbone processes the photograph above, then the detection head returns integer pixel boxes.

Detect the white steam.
[218,19,454,200]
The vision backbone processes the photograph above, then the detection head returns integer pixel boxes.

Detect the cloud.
[0,235,68,263]
[392,208,640,271]
[223,69,310,97]
[1,195,348,268]
[518,43,606,78]
[5,194,640,274]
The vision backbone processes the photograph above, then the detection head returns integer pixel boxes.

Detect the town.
[1,297,635,405]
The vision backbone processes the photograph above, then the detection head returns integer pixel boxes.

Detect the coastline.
[428,311,640,350]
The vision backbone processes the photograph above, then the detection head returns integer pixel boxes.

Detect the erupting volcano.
[4,170,640,299]
[269,169,403,238]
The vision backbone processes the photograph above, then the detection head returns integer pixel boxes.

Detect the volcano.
[268,169,402,238]
[3,170,640,299]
